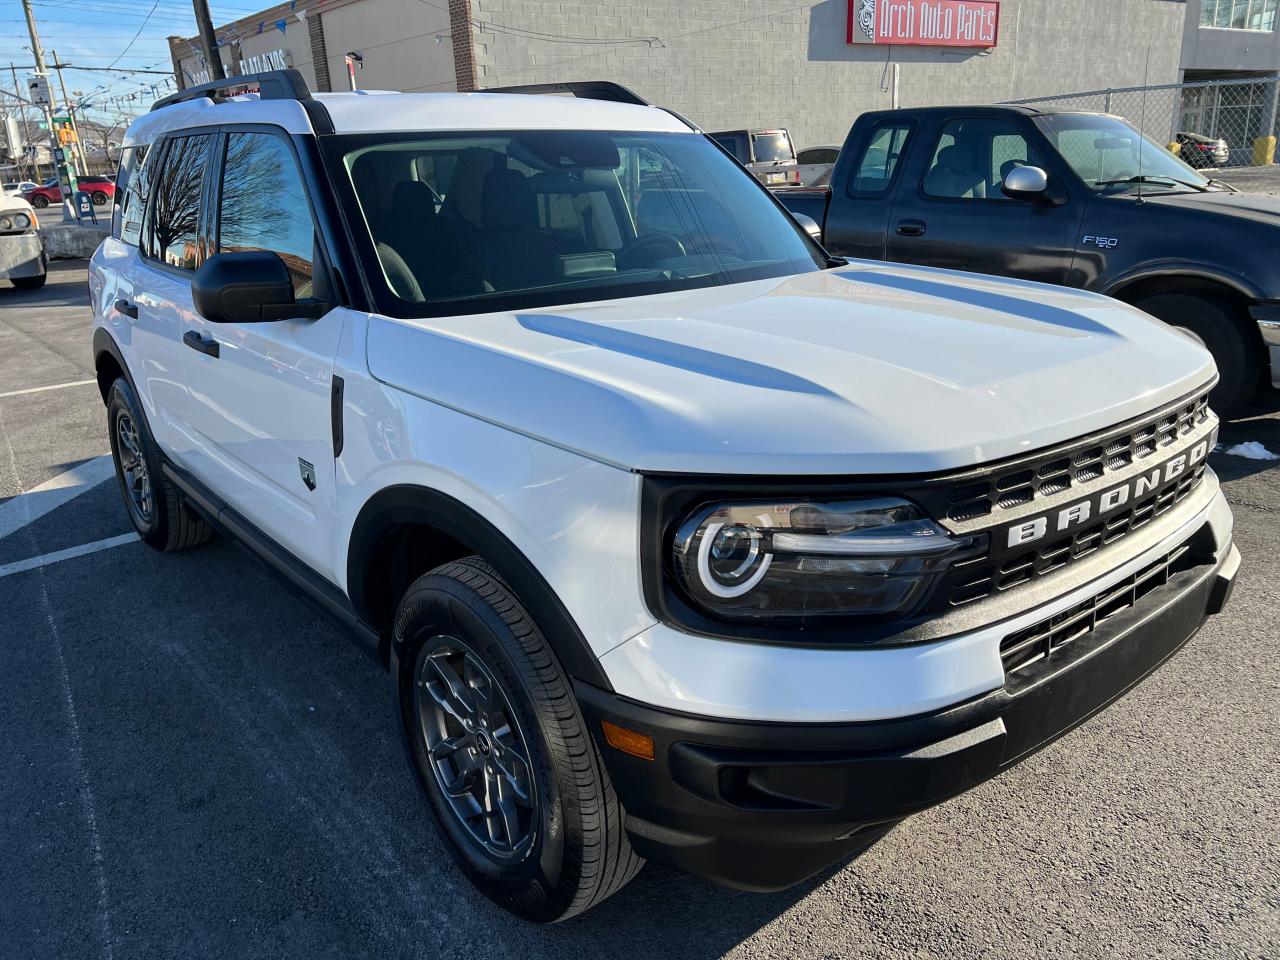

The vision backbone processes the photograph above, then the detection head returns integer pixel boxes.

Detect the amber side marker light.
[601,720,655,761]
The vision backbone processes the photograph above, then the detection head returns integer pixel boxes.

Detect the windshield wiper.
[1095,175,1210,193]
[1205,177,1241,194]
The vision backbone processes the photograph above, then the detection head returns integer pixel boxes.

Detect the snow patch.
[1221,441,1279,461]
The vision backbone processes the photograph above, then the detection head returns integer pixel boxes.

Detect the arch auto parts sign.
[847,0,999,47]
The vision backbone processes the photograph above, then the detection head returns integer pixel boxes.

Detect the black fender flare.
[347,484,613,691]
[1104,262,1264,304]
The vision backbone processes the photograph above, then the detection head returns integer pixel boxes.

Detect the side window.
[147,134,213,269]
[218,132,316,298]
[848,122,912,197]
[923,117,1044,201]
[114,144,150,245]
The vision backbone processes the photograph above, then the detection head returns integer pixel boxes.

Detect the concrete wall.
[465,0,1187,150]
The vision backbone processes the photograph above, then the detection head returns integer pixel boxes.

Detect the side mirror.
[192,250,328,323]
[792,212,823,242]
[1001,165,1051,202]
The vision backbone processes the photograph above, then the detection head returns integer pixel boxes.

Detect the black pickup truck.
[776,104,1280,413]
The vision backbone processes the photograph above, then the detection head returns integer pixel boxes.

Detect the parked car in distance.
[796,145,839,185]
[709,127,800,185]
[1176,131,1229,169]
[76,175,117,206]
[91,72,1238,923]
[0,193,46,290]
[3,180,39,196]
[776,104,1280,413]
[22,178,62,208]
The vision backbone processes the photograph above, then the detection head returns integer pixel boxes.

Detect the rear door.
[821,116,916,261]
[176,126,347,579]
[885,111,1084,285]
[131,131,218,455]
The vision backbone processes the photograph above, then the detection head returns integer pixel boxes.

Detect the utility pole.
[51,52,83,176]
[20,0,75,220]
[192,0,226,82]
[7,63,39,182]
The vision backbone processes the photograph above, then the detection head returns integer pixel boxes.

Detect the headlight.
[0,216,11,232]
[672,498,982,621]
[14,213,30,229]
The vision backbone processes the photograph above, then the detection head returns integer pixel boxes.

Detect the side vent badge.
[299,458,317,491]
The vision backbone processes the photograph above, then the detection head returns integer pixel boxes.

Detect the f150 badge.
[1082,235,1119,249]
[1004,434,1214,549]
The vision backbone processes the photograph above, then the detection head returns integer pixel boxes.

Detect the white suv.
[89,71,1239,922]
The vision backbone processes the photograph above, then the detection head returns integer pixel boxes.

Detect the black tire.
[106,378,212,551]
[1135,292,1256,416]
[394,558,642,922]
[30,194,49,208]
[91,191,108,206]
[10,272,46,290]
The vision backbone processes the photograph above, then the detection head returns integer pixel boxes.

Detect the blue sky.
[0,0,270,126]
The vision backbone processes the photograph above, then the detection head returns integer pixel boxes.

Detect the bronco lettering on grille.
[1004,436,1212,549]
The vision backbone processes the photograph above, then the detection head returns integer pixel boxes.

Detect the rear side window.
[848,121,912,197]
[146,134,214,269]
[217,132,317,298]
[114,145,149,245]
[711,132,749,163]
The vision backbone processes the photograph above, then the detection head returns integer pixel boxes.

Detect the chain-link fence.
[1009,75,1280,169]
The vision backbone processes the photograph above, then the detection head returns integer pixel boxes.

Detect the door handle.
[183,330,220,358]
[896,219,927,237]
[114,298,138,319]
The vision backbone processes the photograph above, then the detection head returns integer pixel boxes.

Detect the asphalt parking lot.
[1,260,1278,960]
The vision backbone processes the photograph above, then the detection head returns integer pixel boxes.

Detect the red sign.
[847,0,1000,47]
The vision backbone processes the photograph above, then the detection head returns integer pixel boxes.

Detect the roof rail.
[152,68,312,112]
[479,81,650,107]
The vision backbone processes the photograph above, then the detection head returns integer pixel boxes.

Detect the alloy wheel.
[414,637,538,861]
[115,412,153,522]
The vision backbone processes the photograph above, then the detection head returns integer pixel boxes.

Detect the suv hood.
[367,263,1215,475]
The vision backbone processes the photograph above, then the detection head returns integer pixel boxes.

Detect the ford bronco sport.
[90,71,1239,922]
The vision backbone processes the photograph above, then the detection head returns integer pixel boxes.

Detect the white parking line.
[0,532,139,579]
[0,378,97,400]
[0,455,115,541]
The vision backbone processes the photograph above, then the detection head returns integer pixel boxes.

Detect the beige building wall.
[170,0,455,96]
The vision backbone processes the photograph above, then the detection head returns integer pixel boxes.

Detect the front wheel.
[10,272,46,290]
[91,191,108,206]
[30,194,49,208]
[394,558,642,922]
[1135,292,1257,415]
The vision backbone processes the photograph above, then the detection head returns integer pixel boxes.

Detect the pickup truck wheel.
[106,378,212,551]
[1135,292,1255,415]
[394,558,642,922]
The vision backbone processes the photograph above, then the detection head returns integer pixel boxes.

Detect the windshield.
[1035,114,1212,193]
[331,130,824,318]
[750,132,794,164]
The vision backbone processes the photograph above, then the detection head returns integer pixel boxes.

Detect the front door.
[177,128,348,581]
[885,113,1084,286]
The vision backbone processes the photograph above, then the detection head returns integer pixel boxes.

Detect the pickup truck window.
[923,117,1044,201]
[1035,113,1210,193]
[850,122,912,196]
[332,130,824,317]
[218,132,316,298]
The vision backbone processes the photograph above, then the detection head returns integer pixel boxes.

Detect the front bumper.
[578,525,1239,892]
[1253,302,1280,388]
[0,232,46,280]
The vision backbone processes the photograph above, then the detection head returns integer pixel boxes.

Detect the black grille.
[948,460,1208,606]
[999,541,1200,677]
[946,392,1211,523]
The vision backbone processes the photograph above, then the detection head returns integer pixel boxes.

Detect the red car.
[23,175,116,208]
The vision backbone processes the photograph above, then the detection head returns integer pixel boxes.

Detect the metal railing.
[1009,75,1280,168]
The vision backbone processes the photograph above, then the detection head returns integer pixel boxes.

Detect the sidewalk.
[1220,165,1280,196]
